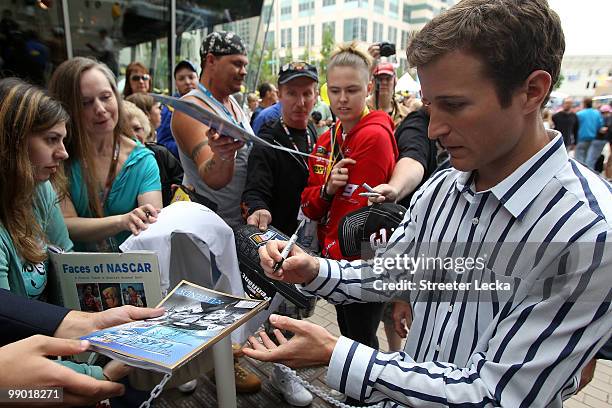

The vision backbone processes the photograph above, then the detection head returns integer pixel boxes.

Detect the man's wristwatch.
[320,185,334,201]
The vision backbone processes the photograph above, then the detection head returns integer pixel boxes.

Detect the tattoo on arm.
[190,139,209,161]
[204,157,216,173]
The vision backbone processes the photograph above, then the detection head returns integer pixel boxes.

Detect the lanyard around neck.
[279,117,313,170]
[197,83,239,126]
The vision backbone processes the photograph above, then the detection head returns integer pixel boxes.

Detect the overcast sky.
[548,0,612,55]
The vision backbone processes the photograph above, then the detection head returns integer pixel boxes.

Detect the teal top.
[69,142,161,251]
[0,181,73,299]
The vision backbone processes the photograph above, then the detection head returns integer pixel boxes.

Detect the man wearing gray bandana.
[172,30,251,229]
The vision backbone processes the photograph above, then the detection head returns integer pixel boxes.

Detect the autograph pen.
[273,219,306,273]
[359,182,381,198]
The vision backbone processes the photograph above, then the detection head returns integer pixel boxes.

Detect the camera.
[311,110,322,123]
[379,42,396,57]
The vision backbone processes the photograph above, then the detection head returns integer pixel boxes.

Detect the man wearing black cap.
[157,60,199,159]
[172,31,251,229]
[241,62,320,406]
[242,62,319,236]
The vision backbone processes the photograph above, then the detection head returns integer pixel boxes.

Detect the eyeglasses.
[280,61,315,73]
[130,74,150,82]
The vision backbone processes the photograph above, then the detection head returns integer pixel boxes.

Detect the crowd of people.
[0,0,610,407]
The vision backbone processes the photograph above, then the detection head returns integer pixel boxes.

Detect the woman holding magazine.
[48,57,162,252]
[0,77,129,383]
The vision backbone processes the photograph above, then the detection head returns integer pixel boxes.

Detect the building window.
[401,30,409,50]
[388,26,397,44]
[344,0,367,8]
[388,0,399,18]
[298,0,315,16]
[374,0,384,14]
[281,28,292,48]
[323,0,336,6]
[402,3,411,23]
[343,18,367,42]
[299,25,315,47]
[322,21,336,42]
[265,31,275,48]
[373,22,384,43]
[280,0,292,20]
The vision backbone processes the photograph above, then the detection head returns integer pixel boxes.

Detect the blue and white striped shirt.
[301,132,612,407]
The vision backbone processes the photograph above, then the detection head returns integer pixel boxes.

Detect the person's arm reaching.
[0,336,125,406]
[171,96,244,190]
[371,158,425,203]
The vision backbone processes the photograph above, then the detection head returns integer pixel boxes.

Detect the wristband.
[320,185,334,201]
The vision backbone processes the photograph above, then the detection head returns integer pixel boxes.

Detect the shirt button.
[471,217,479,225]
[435,344,440,351]
[448,305,453,313]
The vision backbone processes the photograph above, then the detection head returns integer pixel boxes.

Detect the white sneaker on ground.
[270,364,313,406]
[177,379,198,393]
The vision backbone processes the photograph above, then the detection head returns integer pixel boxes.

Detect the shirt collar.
[454,130,567,219]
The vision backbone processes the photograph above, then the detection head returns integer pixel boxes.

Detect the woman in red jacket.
[300,42,398,351]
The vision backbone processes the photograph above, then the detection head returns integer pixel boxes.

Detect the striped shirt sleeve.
[324,230,612,407]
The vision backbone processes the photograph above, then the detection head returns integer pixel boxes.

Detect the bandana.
[200,31,247,58]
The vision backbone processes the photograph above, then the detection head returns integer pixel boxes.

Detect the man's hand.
[242,314,337,368]
[247,209,272,231]
[391,300,413,338]
[0,336,125,406]
[325,158,356,196]
[368,183,399,204]
[55,305,165,339]
[258,240,319,284]
[208,128,244,161]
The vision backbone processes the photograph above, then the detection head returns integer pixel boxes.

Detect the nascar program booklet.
[81,280,268,374]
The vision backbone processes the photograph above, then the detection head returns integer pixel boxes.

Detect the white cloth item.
[120,201,277,344]
[121,201,243,296]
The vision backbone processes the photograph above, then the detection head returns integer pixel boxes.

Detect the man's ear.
[205,53,217,68]
[367,79,373,95]
[523,70,552,114]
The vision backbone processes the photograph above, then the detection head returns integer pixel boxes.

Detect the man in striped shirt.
[243,0,612,407]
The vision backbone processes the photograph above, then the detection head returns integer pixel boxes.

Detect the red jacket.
[301,110,398,260]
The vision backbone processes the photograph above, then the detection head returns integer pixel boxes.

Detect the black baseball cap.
[174,60,198,77]
[338,203,406,258]
[278,61,318,85]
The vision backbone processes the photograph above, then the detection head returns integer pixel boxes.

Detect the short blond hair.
[328,41,373,84]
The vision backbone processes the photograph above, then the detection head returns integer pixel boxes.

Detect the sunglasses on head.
[280,61,315,72]
[130,74,150,82]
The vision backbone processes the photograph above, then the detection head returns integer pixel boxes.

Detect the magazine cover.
[47,250,163,311]
[81,280,269,374]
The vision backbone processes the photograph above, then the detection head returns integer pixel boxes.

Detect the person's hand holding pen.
[259,239,320,285]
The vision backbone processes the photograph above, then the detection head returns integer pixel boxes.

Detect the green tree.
[300,46,311,63]
[318,26,335,84]
[247,42,277,92]
[554,72,564,90]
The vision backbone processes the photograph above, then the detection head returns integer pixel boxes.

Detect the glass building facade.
[0,0,264,92]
